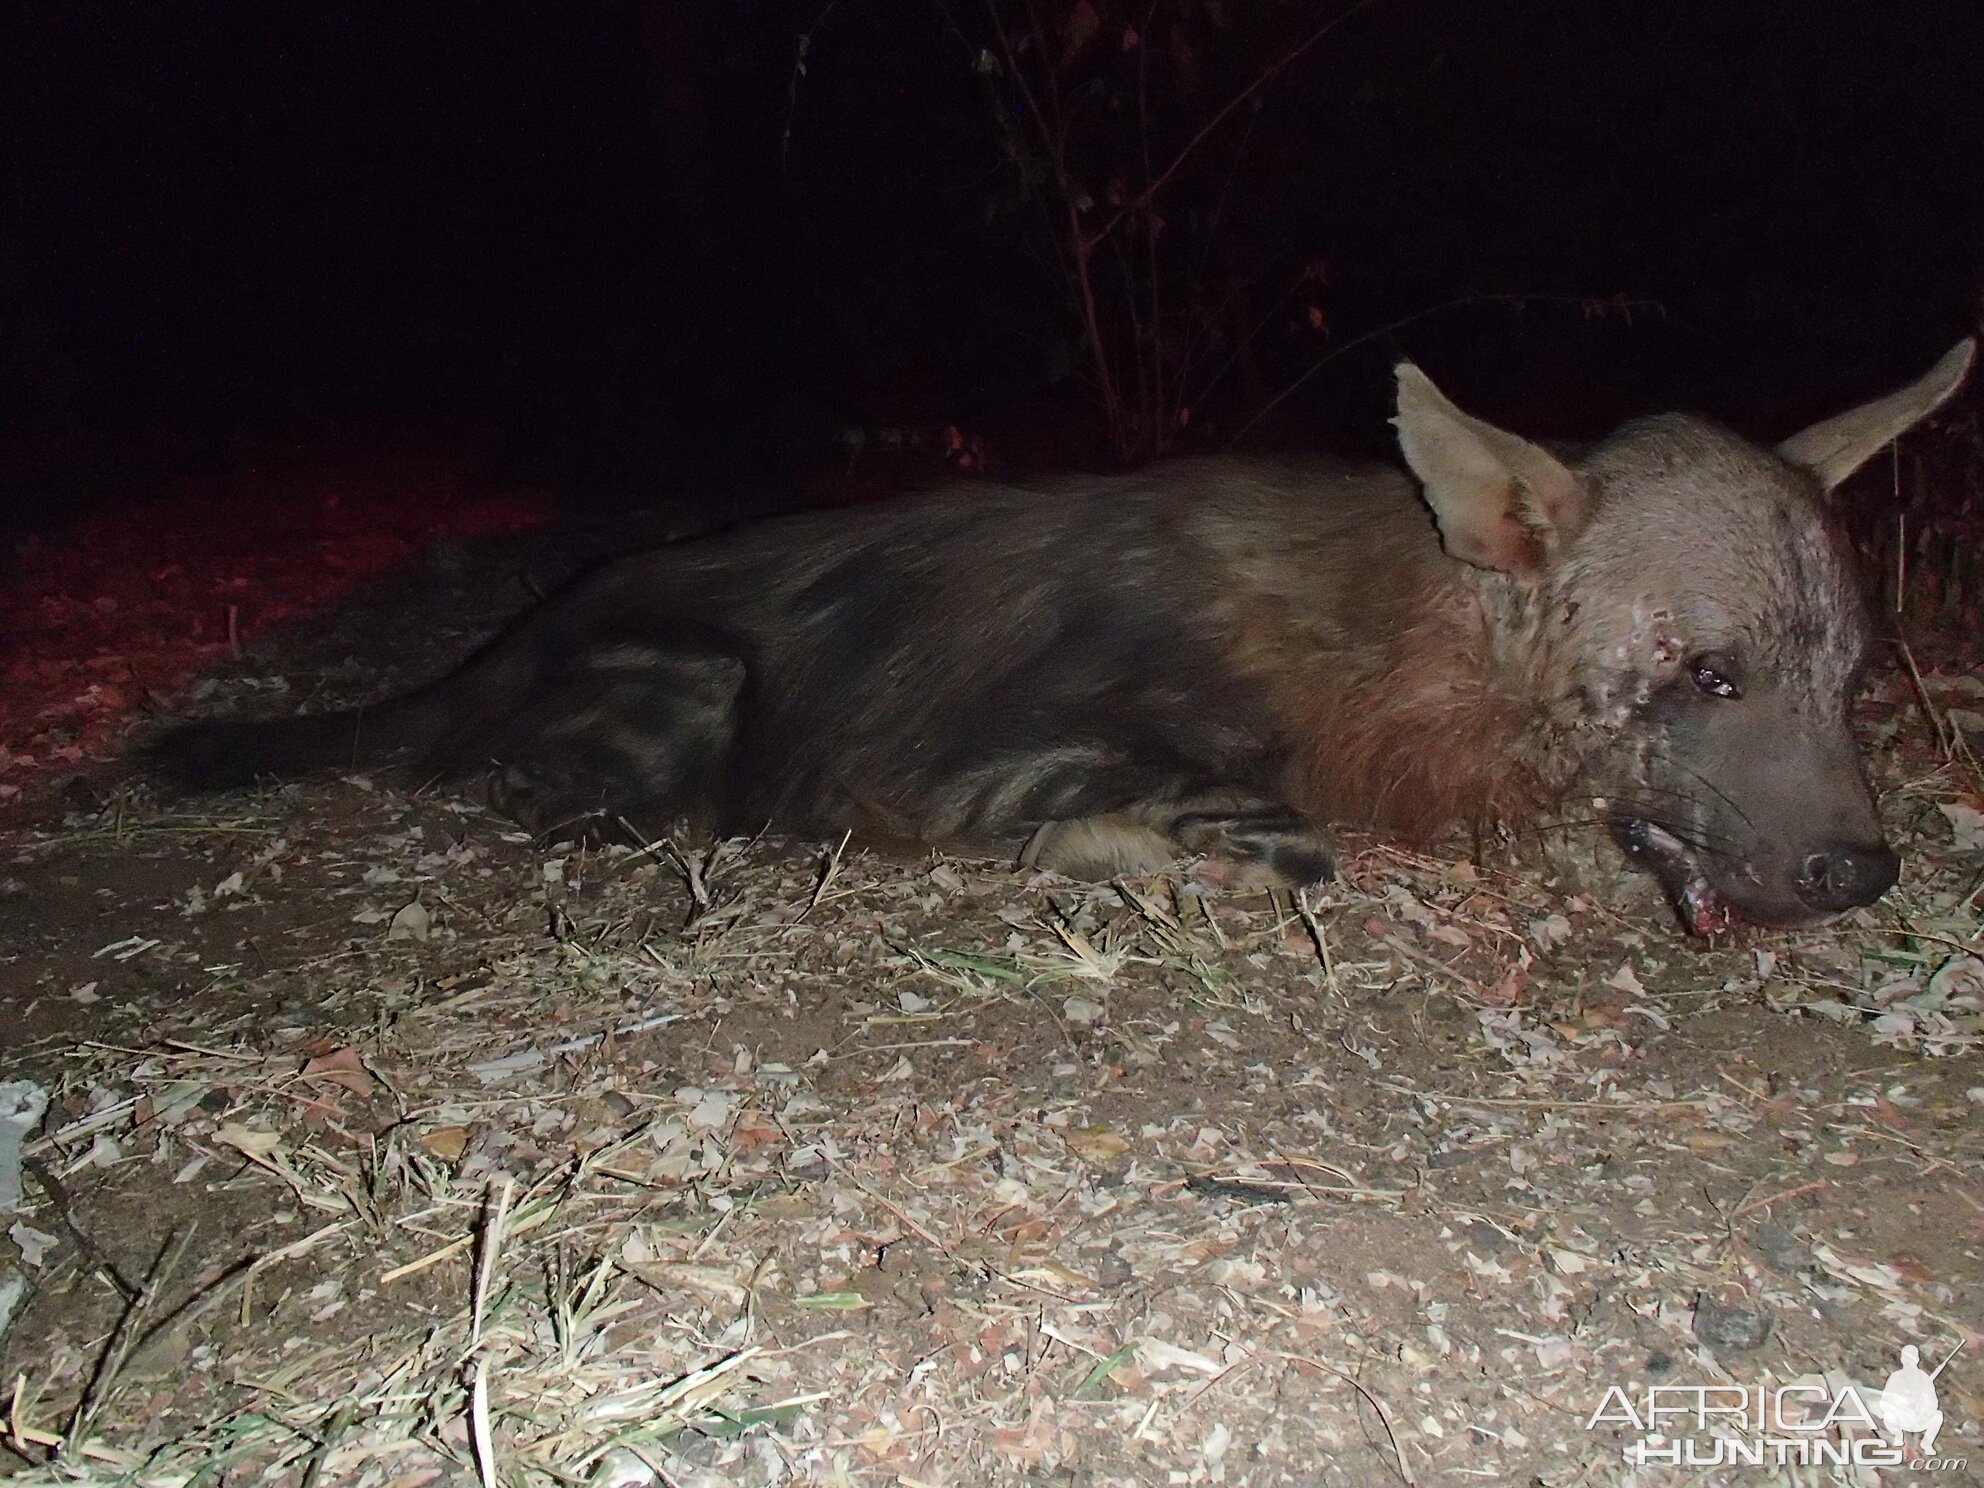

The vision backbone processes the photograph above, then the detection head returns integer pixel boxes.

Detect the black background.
[4,1,1979,516]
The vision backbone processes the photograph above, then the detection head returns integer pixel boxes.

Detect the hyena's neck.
[1235,557,1592,843]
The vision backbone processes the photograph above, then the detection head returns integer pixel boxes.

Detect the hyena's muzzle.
[1610,686,1900,936]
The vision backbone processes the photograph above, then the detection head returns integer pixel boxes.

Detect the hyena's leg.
[481,643,746,842]
[1018,815,1180,880]
[1023,788,1334,888]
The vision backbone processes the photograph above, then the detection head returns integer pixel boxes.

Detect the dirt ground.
[2,504,1983,1487]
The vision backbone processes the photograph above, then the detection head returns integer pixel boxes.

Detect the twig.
[22,1156,138,1302]
[1278,1352,1416,1485]
[1086,0,1386,254]
[65,1226,198,1461]
[471,1178,514,1352]
[1728,1180,1829,1220]
[1295,888,1339,999]
[1232,292,1661,447]
[779,2,840,171]
[794,830,854,923]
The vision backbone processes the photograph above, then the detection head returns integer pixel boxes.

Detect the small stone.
[1751,1223,1808,1275]
[1693,1295,1771,1352]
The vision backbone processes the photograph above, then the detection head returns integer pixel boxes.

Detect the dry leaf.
[388,901,431,942]
[300,1047,377,1098]
[1065,1125,1129,1162]
[216,1123,285,1159]
[420,1125,470,1161]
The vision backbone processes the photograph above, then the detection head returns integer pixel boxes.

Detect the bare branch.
[1087,0,1385,252]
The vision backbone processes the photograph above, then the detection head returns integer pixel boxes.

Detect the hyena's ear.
[1392,362,1589,579]
[1777,338,1976,493]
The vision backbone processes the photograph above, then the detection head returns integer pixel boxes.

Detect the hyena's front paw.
[1020,816,1181,880]
[1171,802,1335,889]
[1020,800,1336,890]
[488,764,641,845]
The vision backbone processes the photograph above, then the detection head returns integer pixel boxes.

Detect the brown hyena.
[151,339,1975,934]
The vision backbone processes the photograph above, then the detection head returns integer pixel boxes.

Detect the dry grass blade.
[470,1356,497,1488]
[471,1178,514,1353]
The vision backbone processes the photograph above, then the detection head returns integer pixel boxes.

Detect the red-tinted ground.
[0,456,548,798]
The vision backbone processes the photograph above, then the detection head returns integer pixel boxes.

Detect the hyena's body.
[154,342,1975,933]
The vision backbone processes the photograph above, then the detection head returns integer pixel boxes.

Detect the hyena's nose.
[1796,842,1900,911]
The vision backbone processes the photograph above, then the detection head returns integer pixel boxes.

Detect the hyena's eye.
[1688,654,1743,700]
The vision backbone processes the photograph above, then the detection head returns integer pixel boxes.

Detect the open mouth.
[1610,817,1736,938]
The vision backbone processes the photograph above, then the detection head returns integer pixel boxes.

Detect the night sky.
[3,1,1980,515]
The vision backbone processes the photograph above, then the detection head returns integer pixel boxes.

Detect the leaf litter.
[0,620,1981,1483]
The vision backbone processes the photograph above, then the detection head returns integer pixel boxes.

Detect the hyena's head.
[1395,339,1975,934]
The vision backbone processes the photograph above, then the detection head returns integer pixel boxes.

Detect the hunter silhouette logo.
[1588,1338,1969,1470]
[1881,1343,1957,1456]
